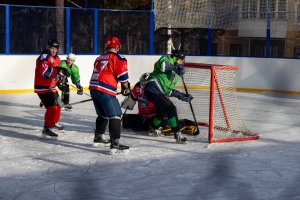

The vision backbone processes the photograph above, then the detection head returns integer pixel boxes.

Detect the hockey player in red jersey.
[131,73,157,119]
[120,72,164,134]
[89,36,131,154]
[34,39,64,139]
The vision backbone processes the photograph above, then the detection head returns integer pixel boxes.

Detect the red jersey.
[131,82,157,118]
[34,50,61,94]
[89,52,129,96]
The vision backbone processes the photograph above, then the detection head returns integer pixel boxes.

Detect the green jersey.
[148,55,178,96]
[60,60,80,84]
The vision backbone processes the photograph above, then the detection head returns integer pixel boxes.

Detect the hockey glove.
[77,87,83,95]
[75,81,83,95]
[121,82,131,96]
[173,64,185,76]
[170,89,193,102]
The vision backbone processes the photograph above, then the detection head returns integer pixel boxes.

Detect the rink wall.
[0,55,300,95]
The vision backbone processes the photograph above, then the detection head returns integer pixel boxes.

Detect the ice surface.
[0,92,300,200]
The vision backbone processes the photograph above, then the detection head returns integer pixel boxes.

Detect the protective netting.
[154,0,239,30]
[154,0,297,30]
[171,63,258,143]
[154,0,300,57]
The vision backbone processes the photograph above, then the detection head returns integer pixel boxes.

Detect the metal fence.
[1,4,300,58]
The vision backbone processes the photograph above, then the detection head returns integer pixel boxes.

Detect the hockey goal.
[171,62,259,143]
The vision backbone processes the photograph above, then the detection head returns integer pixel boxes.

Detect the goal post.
[171,62,259,143]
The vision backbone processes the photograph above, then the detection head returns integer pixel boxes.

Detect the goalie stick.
[181,75,200,135]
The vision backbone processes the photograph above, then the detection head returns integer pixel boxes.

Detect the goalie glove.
[170,89,193,102]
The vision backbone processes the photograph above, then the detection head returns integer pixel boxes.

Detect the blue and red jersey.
[34,50,61,94]
[131,82,157,118]
[89,52,129,96]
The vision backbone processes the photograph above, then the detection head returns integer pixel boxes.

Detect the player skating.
[57,53,83,111]
[34,39,65,139]
[144,50,193,144]
[89,36,131,154]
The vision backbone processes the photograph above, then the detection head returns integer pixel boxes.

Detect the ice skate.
[110,140,129,154]
[53,122,64,132]
[41,128,58,140]
[92,130,110,147]
[64,104,72,111]
[174,132,187,144]
[149,126,164,137]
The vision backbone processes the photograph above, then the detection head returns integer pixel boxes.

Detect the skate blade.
[53,129,64,133]
[110,149,129,155]
[41,135,58,140]
[176,140,188,144]
[92,142,110,148]
[148,133,165,137]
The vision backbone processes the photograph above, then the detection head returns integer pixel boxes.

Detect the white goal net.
[171,62,259,143]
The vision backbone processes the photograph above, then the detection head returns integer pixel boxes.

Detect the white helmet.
[67,53,76,61]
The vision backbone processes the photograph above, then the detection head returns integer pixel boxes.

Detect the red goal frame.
[185,62,259,143]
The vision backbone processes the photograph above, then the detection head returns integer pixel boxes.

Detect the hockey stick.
[67,82,91,97]
[70,98,93,106]
[181,75,200,135]
[121,107,128,121]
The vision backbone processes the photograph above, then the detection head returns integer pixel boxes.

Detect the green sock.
[152,117,162,128]
[168,116,178,129]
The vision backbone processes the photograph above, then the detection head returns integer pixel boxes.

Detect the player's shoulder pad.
[115,53,127,61]
[40,51,51,61]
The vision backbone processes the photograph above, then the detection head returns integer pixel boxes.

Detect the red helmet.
[105,36,121,49]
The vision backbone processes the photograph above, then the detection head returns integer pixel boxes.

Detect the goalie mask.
[140,72,150,86]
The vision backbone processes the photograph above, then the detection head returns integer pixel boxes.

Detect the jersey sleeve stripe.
[117,72,129,82]
[43,67,54,78]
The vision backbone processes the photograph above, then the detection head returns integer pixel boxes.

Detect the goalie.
[121,72,158,132]
[122,70,198,138]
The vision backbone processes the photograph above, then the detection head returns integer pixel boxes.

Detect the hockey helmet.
[140,72,150,83]
[171,50,185,60]
[48,39,59,49]
[105,36,121,49]
[67,53,76,61]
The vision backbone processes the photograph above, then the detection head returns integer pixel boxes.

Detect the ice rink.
[0,92,300,200]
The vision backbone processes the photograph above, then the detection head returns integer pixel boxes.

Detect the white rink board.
[0,55,300,93]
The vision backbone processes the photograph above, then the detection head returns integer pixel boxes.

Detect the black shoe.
[94,136,110,143]
[53,123,64,131]
[174,132,187,144]
[110,140,129,154]
[93,129,110,147]
[42,128,58,139]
